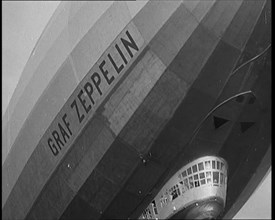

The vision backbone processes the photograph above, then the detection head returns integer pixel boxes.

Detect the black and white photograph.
[2,1,271,219]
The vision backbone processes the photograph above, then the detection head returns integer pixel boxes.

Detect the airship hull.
[2,0,271,219]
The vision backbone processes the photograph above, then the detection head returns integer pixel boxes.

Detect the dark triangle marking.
[213,116,229,129]
[248,96,256,104]
[240,122,255,133]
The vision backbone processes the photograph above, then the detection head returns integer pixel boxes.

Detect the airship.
[2,0,271,219]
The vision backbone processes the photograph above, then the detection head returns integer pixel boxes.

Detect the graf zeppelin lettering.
[47,29,141,157]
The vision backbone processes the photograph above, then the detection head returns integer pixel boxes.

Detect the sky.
[2,1,271,219]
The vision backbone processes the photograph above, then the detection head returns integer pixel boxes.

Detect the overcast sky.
[2,1,271,219]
